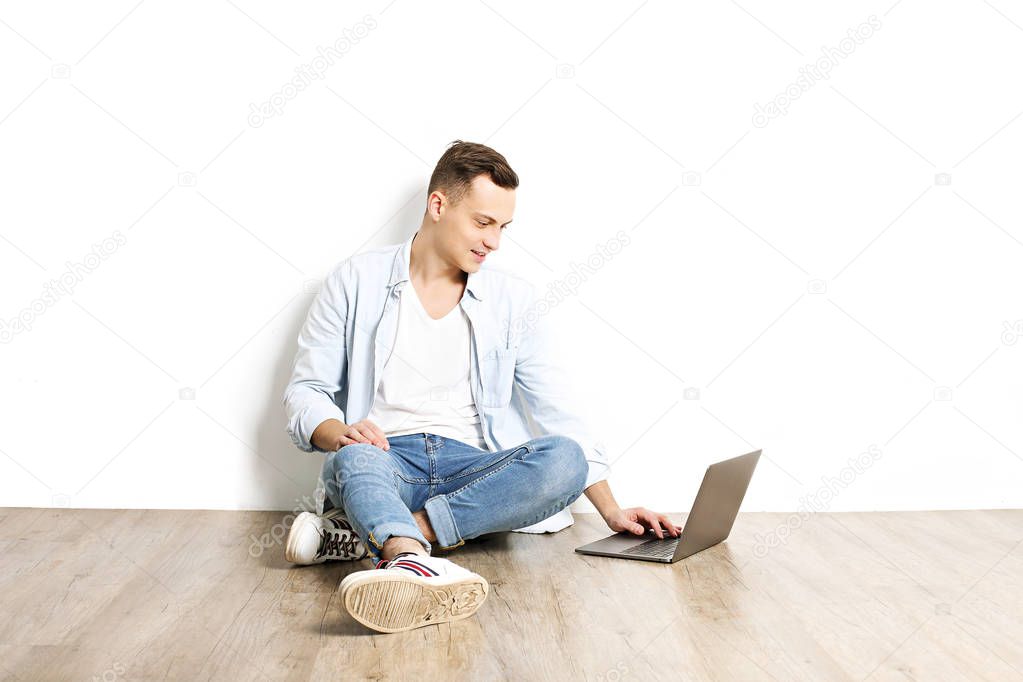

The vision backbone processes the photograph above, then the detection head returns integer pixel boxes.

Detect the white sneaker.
[340,552,489,633]
[284,508,368,565]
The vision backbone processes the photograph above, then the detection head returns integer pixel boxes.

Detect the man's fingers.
[355,420,389,450]
[365,421,390,450]
[642,510,664,538]
[358,425,382,446]
[347,426,372,443]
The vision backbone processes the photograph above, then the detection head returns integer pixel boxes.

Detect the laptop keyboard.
[620,534,682,558]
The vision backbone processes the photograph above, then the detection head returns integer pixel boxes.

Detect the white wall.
[1,1,1021,515]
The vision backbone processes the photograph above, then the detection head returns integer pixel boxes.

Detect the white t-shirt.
[365,283,488,450]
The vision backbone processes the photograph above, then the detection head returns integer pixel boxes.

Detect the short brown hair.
[427,140,519,206]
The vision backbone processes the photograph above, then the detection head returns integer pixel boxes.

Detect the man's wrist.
[311,418,346,451]
[583,480,620,521]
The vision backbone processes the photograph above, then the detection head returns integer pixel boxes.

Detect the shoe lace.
[316,527,360,558]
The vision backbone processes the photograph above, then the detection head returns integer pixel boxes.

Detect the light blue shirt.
[283,230,610,532]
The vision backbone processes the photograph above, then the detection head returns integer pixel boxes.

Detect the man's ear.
[427,190,447,222]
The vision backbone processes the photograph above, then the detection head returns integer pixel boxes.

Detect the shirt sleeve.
[283,260,350,453]
[511,284,611,489]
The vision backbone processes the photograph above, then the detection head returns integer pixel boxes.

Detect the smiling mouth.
[471,249,486,257]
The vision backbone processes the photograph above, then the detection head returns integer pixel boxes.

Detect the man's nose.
[484,228,502,252]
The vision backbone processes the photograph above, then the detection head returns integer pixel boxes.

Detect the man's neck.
[409,226,467,292]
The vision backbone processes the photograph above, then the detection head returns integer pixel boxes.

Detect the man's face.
[432,174,515,273]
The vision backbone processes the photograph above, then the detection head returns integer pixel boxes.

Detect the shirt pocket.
[480,346,516,408]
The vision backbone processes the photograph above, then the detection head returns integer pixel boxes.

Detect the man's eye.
[476,220,487,227]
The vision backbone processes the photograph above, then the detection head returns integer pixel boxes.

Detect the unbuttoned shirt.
[283,230,611,533]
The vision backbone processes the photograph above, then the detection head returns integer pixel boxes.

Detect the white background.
[1,1,1021,515]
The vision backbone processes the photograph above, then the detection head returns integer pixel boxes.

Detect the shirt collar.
[387,230,486,301]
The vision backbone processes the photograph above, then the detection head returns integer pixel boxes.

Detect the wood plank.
[0,508,1019,681]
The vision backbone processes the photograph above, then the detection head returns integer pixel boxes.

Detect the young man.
[282,141,681,634]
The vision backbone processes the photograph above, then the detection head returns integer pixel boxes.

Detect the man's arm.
[283,261,351,453]
[283,260,396,453]
[512,284,680,539]
[511,285,617,514]
[580,479,623,523]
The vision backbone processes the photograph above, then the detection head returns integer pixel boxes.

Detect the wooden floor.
[0,508,1020,681]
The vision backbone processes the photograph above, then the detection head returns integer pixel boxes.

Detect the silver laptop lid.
[673,449,761,559]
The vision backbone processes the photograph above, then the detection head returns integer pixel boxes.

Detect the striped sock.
[378,552,439,577]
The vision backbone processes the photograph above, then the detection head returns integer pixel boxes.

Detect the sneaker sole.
[341,570,489,633]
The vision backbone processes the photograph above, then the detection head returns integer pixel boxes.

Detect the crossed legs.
[322,434,588,563]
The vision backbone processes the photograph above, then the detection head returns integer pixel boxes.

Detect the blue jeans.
[320,433,589,559]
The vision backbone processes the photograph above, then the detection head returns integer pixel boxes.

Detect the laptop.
[575,449,761,563]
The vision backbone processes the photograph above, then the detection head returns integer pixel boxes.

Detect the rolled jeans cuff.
[424,495,465,550]
[365,521,431,557]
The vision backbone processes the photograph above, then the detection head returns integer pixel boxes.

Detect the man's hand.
[311,418,390,452]
[604,507,682,539]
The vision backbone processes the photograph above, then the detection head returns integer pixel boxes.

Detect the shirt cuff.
[295,401,346,453]
[584,458,610,490]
